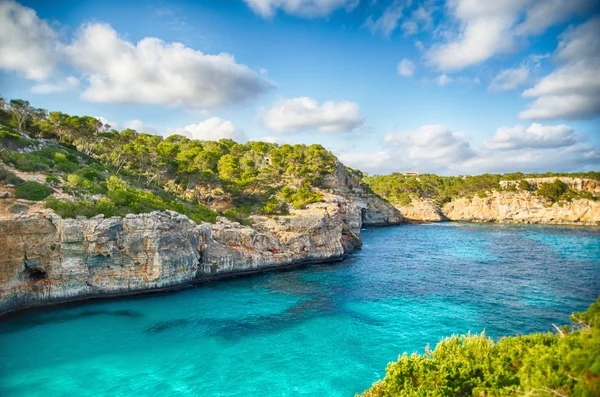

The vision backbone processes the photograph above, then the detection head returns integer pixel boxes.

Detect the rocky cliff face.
[393,191,599,226]
[442,192,600,225]
[326,164,404,226]
[499,177,600,193]
[397,199,447,223]
[0,185,399,314]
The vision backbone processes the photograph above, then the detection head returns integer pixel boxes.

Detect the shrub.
[14,181,53,201]
[45,175,60,184]
[518,180,531,191]
[537,179,568,202]
[359,296,600,397]
[0,167,24,185]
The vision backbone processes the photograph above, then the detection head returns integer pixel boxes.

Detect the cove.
[1,223,599,396]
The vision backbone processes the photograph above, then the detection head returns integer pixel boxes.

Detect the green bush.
[14,180,54,201]
[537,179,568,202]
[45,175,60,184]
[359,297,600,397]
[518,180,531,191]
[0,167,24,185]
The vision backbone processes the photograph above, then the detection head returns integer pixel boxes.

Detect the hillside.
[365,173,600,225]
[0,98,402,314]
[0,98,377,224]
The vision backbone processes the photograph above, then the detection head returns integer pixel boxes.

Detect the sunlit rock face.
[390,178,600,226]
[442,192,600,225]
[0,173,401,314]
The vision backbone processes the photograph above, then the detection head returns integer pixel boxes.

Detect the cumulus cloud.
[123,119,160,135]
[0,1,59,80]
[520,17,600,120]
[64,23,271,109]
[243,0,358,18]
[488,66,529,91]
[485,123,577,150]
[338,123,599,175]
[426,0,598,71]
[31,76,80,94]
[167,117,247,142]
[261,97,365,134]
[397,58,415,77]
[364,0,409,37]
[385,124,476,165]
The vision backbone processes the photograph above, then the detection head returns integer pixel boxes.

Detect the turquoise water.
[1,223,599,396]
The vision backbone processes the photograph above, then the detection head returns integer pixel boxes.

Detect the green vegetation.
[0,168,24,186]
[14,181,54,201]
[0,97,339,222]
[365,173,599,206]
[364,173,505,206]
[359,297,600,397]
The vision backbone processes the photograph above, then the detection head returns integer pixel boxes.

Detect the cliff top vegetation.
[0,97,338,223]
[364,172,599,207]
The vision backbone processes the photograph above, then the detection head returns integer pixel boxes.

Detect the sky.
[0,0,599,175]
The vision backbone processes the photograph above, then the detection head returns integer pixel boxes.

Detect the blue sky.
[1,0,599,175]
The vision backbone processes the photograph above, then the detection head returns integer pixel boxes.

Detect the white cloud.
[426,0,523,71]
[123,119,160,135]
[243,0,358,18]
[338,151,392,170]
[401,20,418,35]
[338,123,599,175]
[0,1,59,80]
[31,76,80,94]
[397,58,415,77]
[515,0,598,35]
[64,23,271,109]
[520,17,600,120]
[436,74,453,86]
[425,0,598,71]
[485,123,577,150]
[167,117,247,142]
[364,0,409,37]
[385,124,476,165]
[488,66,529,91]
[261,97,365,134]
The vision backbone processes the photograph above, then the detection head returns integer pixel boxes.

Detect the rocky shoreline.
[397,191,600,226]
[0,185,403,315]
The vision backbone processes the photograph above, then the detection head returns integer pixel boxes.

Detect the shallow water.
[1,223,599,396]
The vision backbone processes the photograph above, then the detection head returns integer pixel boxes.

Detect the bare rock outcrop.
[397,199,447,223]
[393,192,599,225]
[442,192,600,225]
[500,177,600,193]
[0,192,378,314]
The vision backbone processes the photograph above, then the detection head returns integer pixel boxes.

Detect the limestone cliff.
[397,199,447,223]
[0,188,398,314]
[442,192,600,225]
[393,191,599,226]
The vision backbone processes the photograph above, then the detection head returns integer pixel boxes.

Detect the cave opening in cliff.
[24,266,47,282]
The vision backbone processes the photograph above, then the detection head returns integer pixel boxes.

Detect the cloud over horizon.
[261,97,365,134]
[339,122,600,175]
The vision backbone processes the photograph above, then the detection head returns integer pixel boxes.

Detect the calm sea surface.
[1,223,599,396]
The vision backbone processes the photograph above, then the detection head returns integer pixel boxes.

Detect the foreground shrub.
[14,180,53,201]
[359,297,600,397]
